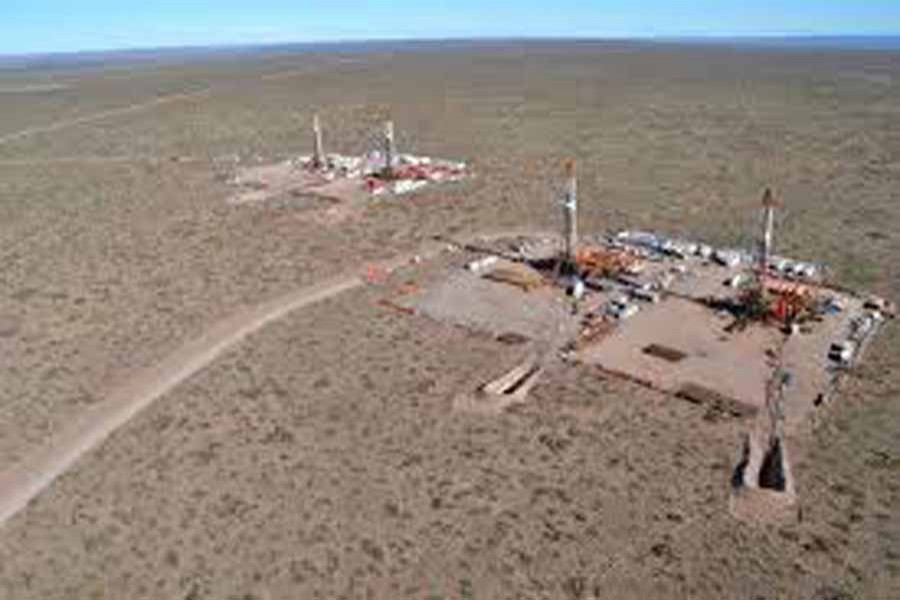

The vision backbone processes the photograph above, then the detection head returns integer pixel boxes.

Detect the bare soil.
[408,266,577,346]
[579,297,781,409]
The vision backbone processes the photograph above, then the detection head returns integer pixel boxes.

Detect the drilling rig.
[735,188,778,322]
[383,120,396,179]
[560,159,578,276]
[738,188,814,327]
[311,113,325,169]
[756,187,777,288]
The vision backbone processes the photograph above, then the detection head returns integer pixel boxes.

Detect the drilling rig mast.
[383,120,395,179]
[756,187,777,289]
[311,113,324,169]
[561,159,578,275]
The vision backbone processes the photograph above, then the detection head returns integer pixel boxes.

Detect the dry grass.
[1,41,898,598]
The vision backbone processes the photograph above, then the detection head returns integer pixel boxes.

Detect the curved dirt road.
[0,274,360,525]
[0,231,541,527]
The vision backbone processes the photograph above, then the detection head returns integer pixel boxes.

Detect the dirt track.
[0,155,201,166]
[0,273,360,525]
[0,64,336,147]
[0,88,213,146]
[0,230,536,528]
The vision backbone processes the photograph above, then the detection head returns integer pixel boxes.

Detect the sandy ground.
[781,295,868,432]
[579,297,781,409]
[1,41,899,598]
[669,261,741,300]
[409,269,577,345]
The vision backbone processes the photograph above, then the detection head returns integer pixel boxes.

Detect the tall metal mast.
[758,187,777,287]
[383,120,395,178]
[312,113,324,169]
[562,159,578,273]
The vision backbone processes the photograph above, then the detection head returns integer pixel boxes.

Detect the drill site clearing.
[369,169,893,522]
[227,118,468,206]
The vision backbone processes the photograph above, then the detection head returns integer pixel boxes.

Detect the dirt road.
[0,155,202,166]
[0,88,213,146]
[0,64,337,147]
[0,274,361,525]
[0,231,535,527]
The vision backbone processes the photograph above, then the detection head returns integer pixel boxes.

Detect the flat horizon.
[3,34,900,63]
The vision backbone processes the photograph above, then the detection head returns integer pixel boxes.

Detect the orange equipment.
[765,278,814,325]
[576,247,644,277]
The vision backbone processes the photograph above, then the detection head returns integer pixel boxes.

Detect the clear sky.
[3,1,900,55]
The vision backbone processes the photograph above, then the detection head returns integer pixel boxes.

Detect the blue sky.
[3,1,900,55]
